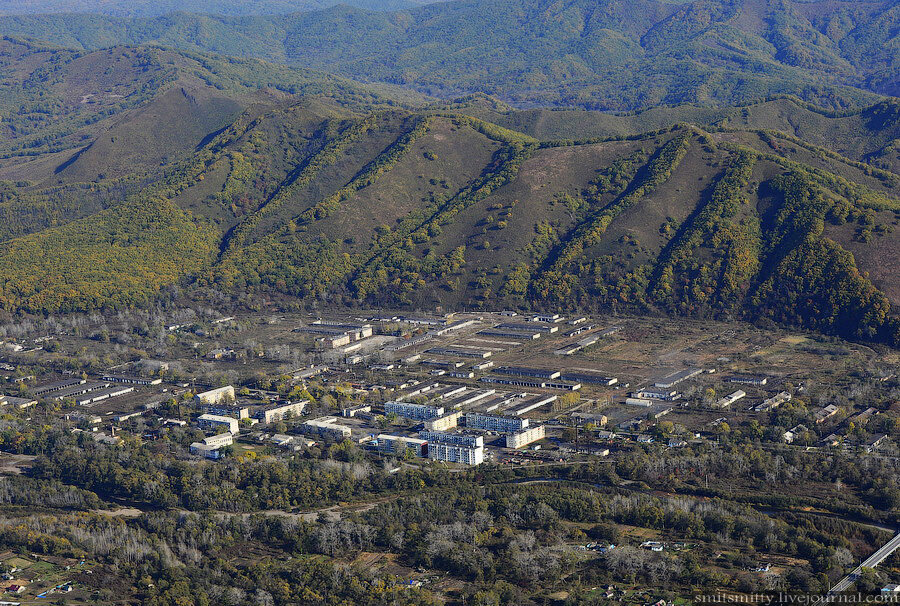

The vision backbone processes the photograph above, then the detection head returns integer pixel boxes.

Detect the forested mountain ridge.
[0,71,898,346]
[0,0,444,17]
[0,0,896,110]
[0,37,425,171]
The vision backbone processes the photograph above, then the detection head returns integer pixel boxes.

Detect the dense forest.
[0,399,893,605]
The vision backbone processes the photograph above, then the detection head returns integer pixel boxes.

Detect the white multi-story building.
[465,412,528,432]
[301,416,351,440]
[427,441,484,465]
[376,434,428,457]
[506,424,545,449]
[195,386,235,406]
[197,413,239,434]
[255,400,306,424]
[202,433,234,448]
[423,410,462,431]
[419,431,484,465]
[384,401,445,420]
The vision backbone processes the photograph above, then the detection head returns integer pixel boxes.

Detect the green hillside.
[0,37,427,172]
[0,86,898,346]
[0,0,895,110]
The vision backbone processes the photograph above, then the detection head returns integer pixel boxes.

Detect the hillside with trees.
[0,0,896,111]
[0,41,897,347]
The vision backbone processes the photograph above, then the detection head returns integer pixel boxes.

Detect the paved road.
[821,532,900,603]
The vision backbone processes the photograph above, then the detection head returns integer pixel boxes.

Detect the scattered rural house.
[814,404,840,424]
[866,434,888,453]
[206,348,237,360]
[270,434,295,448]
[784,424,808,444]
[0,395,37,409]
[820,433,842,447]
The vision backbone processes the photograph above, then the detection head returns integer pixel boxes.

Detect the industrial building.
[32,378,86,397]
[0,395,37,409]
[477,329,541,340]
[653,369,703,388]
[633,388,681,401]
[713,390,746,409]
[425,347,492,359]
[101,374,163,386]
[497,322,558,334]
[431,319,479,336]
[480,376,547,389]
[74,385,134,406]
[727,375,769,386]
[495,366,561,380]
[559,372,617,386]
[505,394,557,415]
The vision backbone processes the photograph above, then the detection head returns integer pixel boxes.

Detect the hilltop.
[0,0,896,110]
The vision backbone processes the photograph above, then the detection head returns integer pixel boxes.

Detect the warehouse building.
[495,366,561,380]
[713,390,746,409]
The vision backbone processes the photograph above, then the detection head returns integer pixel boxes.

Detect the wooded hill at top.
[0,36,898,347]
[0,0,896,110]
